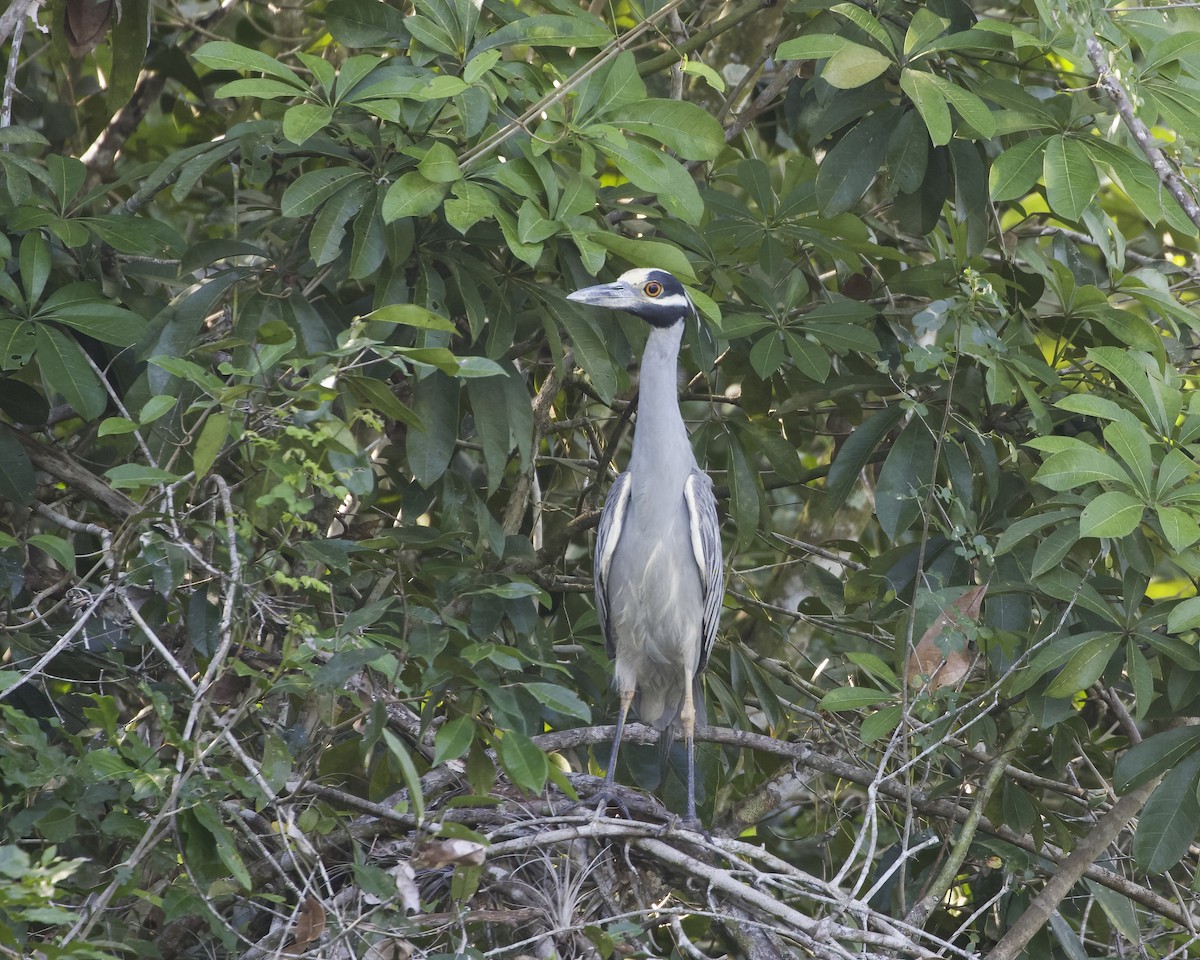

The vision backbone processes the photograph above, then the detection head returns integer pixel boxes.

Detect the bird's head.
[567,268,694,329]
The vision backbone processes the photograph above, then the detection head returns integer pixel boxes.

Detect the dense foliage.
[5,0,1200,956]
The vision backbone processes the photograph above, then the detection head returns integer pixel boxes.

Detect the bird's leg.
[680,681,701,829]
[591,687,635,818]
[604,687,635,784]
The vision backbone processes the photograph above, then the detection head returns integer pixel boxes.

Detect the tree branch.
[1086,37,1200,230]
[986,775,1162,960]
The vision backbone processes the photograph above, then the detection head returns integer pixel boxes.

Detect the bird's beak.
[566,280,638,310]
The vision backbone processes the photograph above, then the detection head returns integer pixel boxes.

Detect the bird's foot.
[579,782,634,821]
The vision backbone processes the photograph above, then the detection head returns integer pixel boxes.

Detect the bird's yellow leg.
[680,680,699,826]
[604,687,636,784]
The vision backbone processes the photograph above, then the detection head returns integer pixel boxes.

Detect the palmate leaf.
[1134,752,1200,872]
[599,100,724,161]
[598,139,703,224]
[33,326,105,419]
[1043,135,1098,222]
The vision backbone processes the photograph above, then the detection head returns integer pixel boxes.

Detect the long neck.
[629,320,695,477]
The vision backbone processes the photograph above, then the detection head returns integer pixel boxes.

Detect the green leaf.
[826,405,906,511]
[816,110,893,216]
[1103,419,1153,496]
[381,171,449,221]
[0,319,35,370]
[193,412,230,478]
[785,332,831,382]
[1033,448,1130,491]
[19,232,50,307]
[309,178,371,267]
[281,168,367,218]
[0,426,34,505]
[599,100,724,161]
[1168,595,1200,633]
[887,110,929,194]
[1078,490,1144,539]
[776,34,853,61]
[1134,753,1200,873]
[1032,522,1080,578]
[990,136,1051,201]
[406,371,458,487]
[367,304,456,332]
[1044,632,1120,697]
[189,804,252,890]
[194,41,306,88]
[875,418,936,539]
[860,704,903,745]
[1145,32,1200,71]
[822,42,892,89]
[105,464,182,488]
[342,376,422,429]
[418,142,462,183]
[496,729,548,794]
[1156,505,1200,553]
[904,7,949,56]
[599,140,703,224]
[98,417,139,436]
[901,69,951,146]
[921,74,996,138]
[1114,725,1200,793]
[381,729,426,825]
[465,374,510,493]
[325,0,407,45]
[28,534,74,570]
[34,326,106,419]
[214,78,307,100]
[522,682,591,722]
[830,3,894,53]
[1084,881,1141,945]
[433,715,475,766]
[282,104,334,145]
[1158,448,1196,498]
[46,301,147,347]
[585,232,697,283]
[471,14,611,55]
[750,332,786,378]
[1043,135,1098,222]
[819,686,894,712]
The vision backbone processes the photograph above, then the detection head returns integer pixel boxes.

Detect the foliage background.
[5,0,1200,956]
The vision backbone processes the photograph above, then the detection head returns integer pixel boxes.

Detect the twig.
[986,775,1163,960]
[0,0,34,135]
[1086,37,1200,230]
[904,712,1037,928]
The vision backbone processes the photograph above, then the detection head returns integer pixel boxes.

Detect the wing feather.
[684,471,724,673]
[593,471,632,660]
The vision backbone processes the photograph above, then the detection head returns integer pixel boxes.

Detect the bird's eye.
[643,281,663,298]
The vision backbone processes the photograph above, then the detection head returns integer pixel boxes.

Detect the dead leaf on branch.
[64,0,114,57]
[283,896,326,955]
[413,838,487,869]
[906,584,987,693]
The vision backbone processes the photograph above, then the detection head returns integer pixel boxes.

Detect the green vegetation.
[4,0,1200,955]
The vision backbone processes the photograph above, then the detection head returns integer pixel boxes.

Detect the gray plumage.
[567,268,723,824]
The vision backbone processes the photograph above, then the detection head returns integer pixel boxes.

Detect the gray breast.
[606,487,704,730]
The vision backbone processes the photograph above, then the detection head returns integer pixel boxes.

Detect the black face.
[629,270,691,328]
[567,268,696,329]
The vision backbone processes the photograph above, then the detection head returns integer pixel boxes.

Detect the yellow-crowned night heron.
[567,268,724,824]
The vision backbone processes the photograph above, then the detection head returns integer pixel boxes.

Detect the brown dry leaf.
[413,838,486,869]
[391,861,421,915]
[64,0,115,57]
[283,896,326,955]
[906,584,987,692]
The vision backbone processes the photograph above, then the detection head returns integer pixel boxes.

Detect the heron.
[567,268,724,825]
